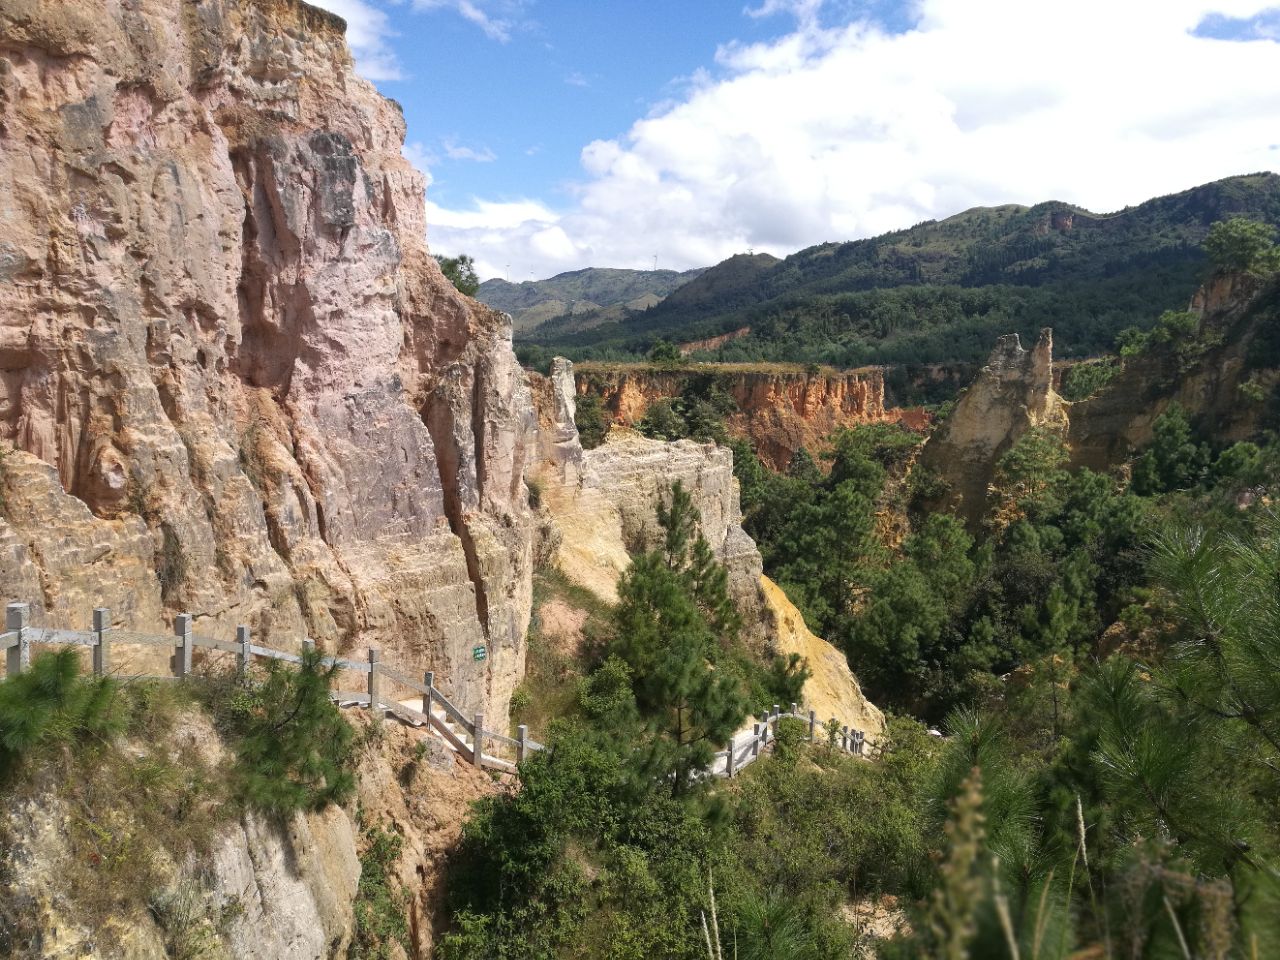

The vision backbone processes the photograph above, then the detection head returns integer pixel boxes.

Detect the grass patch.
[509,569,616,737]
[351,816,410,959]
[0,661,233,956]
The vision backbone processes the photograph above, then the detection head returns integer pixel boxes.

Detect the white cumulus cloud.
[428,0,1280,281]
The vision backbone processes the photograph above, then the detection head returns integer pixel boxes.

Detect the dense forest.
[519,174,1280,370]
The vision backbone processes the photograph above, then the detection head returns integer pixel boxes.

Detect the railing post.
[368,647,381,722]
[752,723,762,759]
[517,723,529,764]
[726,735,736,778]
[423,670,434,719]
[472,713,484,768]
[790,702,798,716]
[173,613,192,679]
[302,638,315,660]
[854,730,865,756]
[236,625,251,678]
[92,607,110,677]
[5,602,29,676]
[841,725,849,753]
[808,709,816,743]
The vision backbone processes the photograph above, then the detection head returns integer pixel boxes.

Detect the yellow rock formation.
[760,575,885,741]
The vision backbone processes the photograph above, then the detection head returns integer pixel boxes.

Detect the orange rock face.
[577,364,931,469]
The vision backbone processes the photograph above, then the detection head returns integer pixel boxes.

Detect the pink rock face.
[0,0,533,721]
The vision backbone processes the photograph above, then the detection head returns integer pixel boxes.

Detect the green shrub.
[1059,358,1118,401]
[352,819,410,959]
[0,648,125,781]
[575,392,611,449]
[202,648,356,814]
[1204,217,1280,275]
[771,716,807,765]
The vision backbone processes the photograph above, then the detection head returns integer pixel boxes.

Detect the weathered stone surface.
[0,0,532,723]
[533,359,762,621]
[918,329,1067,524]
[577,363,939,469]
[211,806,361,960]
[760,575,884,742]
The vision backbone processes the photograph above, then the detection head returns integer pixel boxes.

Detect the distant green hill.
[525,173,1280,366]
[476,267,705,333]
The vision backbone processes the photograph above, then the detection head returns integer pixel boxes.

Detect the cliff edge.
[0,0,533,720]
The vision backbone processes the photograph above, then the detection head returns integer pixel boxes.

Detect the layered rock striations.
[578,363,933,470]
[0,0,533,718]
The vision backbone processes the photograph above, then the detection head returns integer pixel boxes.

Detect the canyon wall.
[1068,273,1278,469]
[920,274,1279,522]
[577,363,932,470]
[0,0,533,720]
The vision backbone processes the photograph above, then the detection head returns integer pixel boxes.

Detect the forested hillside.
[524,173,1280,367]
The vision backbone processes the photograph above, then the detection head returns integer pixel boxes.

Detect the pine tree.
[610,482,749,795]
[614,553,745,796]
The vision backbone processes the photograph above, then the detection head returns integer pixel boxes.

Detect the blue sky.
[315,0,1280,281]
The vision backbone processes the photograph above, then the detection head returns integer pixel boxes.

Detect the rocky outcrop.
[918,329,1067,524]
[0,0,532,721]
[577,363,933,470]
[535,360,765,621]
[1068,274,1278,470]
[532,359,883,732]
[918,274,1280,515]
[1,708,499,959]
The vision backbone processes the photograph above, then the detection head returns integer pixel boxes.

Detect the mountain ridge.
[523,173,1280,366]
[477,266,706,333]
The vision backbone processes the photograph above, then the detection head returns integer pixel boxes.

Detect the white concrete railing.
[1,602,869,779]
[0,601,541,774]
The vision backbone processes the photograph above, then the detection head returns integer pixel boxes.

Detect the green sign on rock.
[473,646,488,662]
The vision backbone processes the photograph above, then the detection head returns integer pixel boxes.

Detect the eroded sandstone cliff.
[577,362,933,470]
[918,274,1280,521]
[1068,273,1279,469]
[531,358,884,738]
[0,0,532,718]
[918,329,1067,524]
